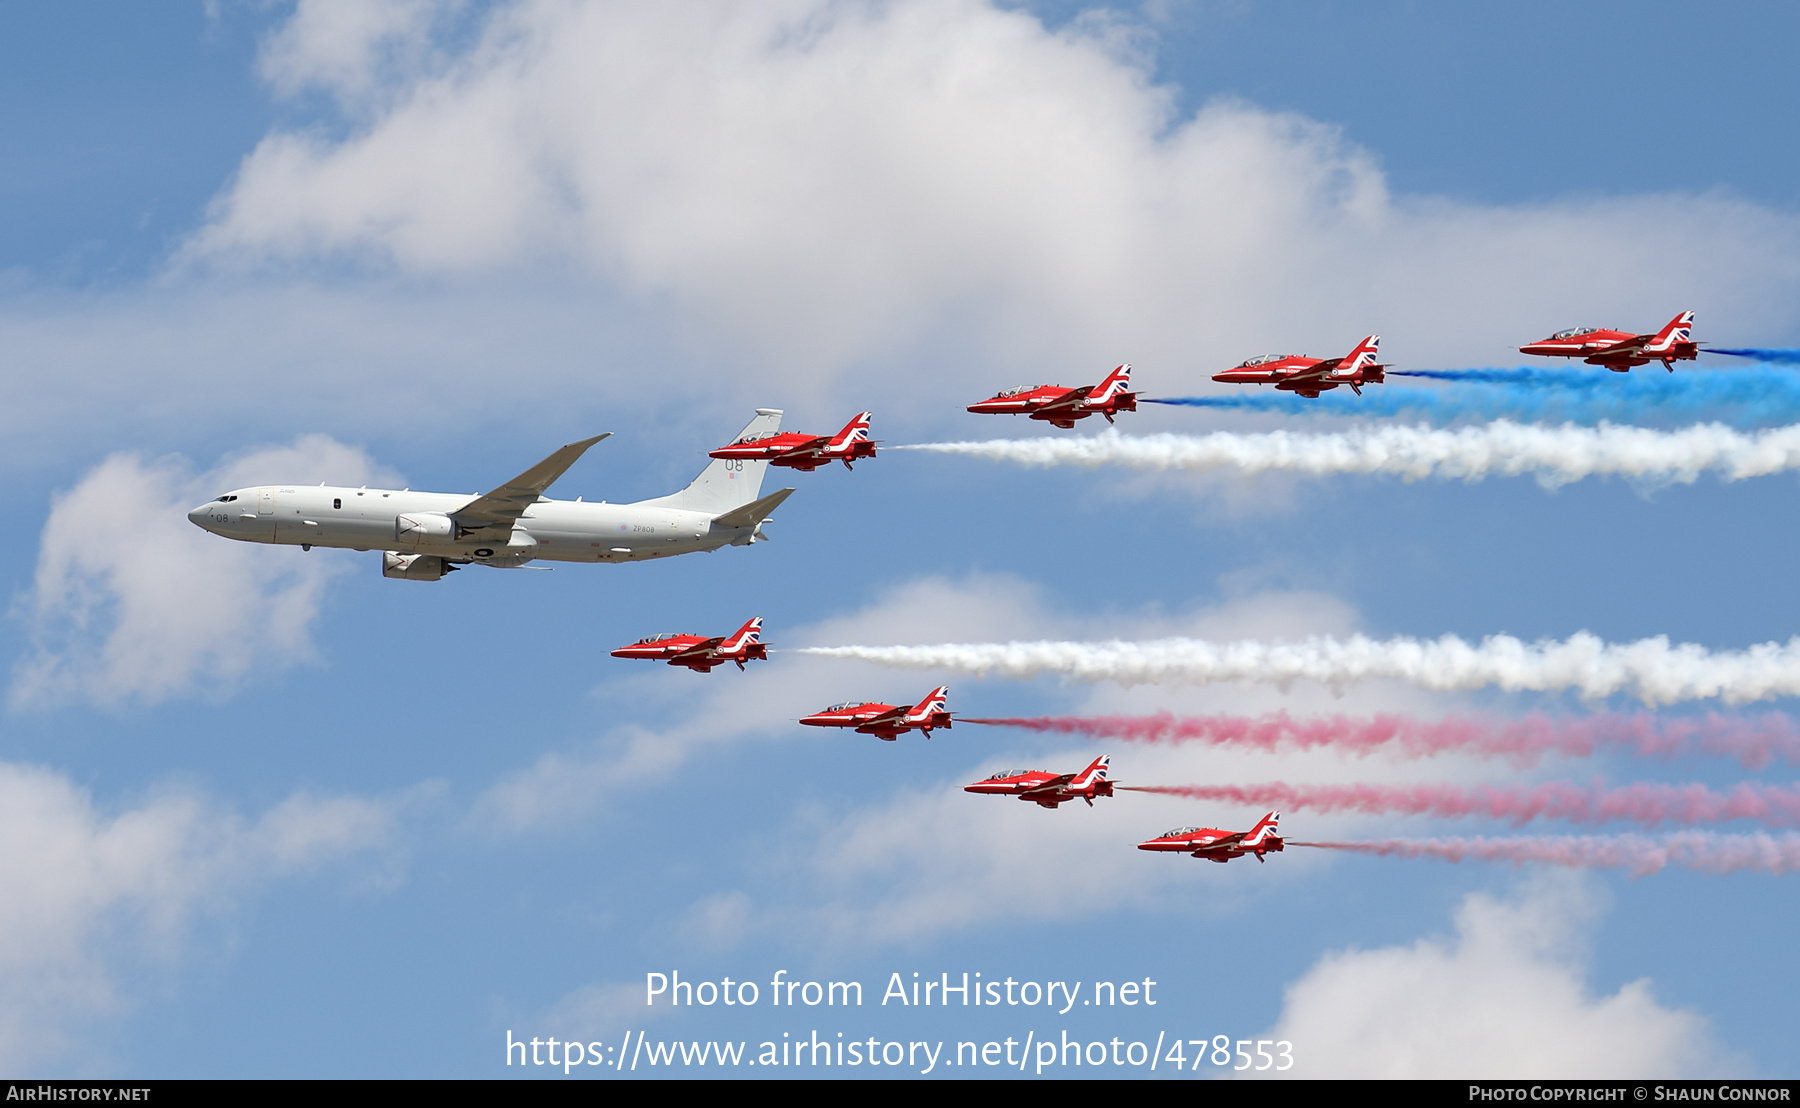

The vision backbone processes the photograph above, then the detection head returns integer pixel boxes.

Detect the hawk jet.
[1211,336,1386,397]
[708,412,876,471]
[188,411,795,581]
[964,755,1112,808]
[799,687,952,740]
[610,618,768,672]
[966,365,1137,428]
[1519,310,1697,371]
[1137,812,1284,863]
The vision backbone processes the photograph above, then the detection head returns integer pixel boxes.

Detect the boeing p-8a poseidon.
[188,411,795,581]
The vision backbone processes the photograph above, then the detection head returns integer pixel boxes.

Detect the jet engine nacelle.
[382,551,456,581]
[395,512,455,545]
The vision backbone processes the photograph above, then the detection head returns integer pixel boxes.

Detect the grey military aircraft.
[188,411,795,580]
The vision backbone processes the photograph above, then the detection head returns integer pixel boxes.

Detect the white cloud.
[0,760,402,1070]
[12,435,394,708]
[258,0,451,107]
[1259,873,1734,1078]
[188,0,1800,383]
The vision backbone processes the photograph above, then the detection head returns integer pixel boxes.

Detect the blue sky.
[5,0,1800,1078]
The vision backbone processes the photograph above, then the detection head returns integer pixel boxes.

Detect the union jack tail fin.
[721,617,762,652]
[907,685,950,723]
[1069,755,1110,790]
[1243,811,1280,847]
[826,412,873,450]
[1341,335,1380,372]
[1091,364,1132,401]
[1645,310,1695,353]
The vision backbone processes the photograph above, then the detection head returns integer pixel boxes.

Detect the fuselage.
[963,769,1112,808]
[188,483,752,567]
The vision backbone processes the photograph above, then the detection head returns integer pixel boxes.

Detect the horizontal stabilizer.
[713,487,794,528]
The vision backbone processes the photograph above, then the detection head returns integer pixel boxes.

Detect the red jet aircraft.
[609,617,767,672]
[708,412,877,471]
[1137,811,1283,863]
[1211,336,1386,397]
[964,755,1112,808]
[1518,310,1697,371]
[967,365,1137,428]
[799,686,952,740]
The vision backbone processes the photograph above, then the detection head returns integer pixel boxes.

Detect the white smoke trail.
[898,422,1800,488]
[799,631,1800,706]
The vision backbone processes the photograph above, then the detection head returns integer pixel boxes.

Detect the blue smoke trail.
[1711,348,1800,366]
[1145,365,1800,426]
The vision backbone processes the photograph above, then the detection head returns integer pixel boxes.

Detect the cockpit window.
[1550,326,1603,340]
[636,632,683,643]
[215,494,238,503]
[1161,827,1204,838]
[985,770,1033,780]
[997,384,1047,397]
[1237,354,1300,368]
[822,702,862,712]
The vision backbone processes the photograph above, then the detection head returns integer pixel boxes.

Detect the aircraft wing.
[1019,774,1076,795]
[1282,357,1342,383]
[1035,386,1095,414]
[453,434,611,534]
[1191,831,1247,853]
[854,706,909,728]
[669,637,726,662]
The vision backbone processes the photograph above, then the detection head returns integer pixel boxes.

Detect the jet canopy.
[1550,326,1605,339]
[997,384,1047,397]
[635,633,683,643]
[820,702,864,712]
[1237,354,1300,367]
[983,770,1034,781]
[1160,827,1206,838]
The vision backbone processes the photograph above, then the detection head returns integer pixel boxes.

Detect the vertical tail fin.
[1341,335,1380,372]
[634,410,782,513]
[1069,755,1110,789]
[825,412,873,450]
[1645,311,1695,352]
[1091,364,1132,401]
[907,685,950,723]
[1244,811,1280,846]
[721,617,762,652]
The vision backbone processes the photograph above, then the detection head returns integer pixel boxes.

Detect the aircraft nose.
[187,503,213,531]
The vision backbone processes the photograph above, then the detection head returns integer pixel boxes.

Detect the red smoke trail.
[1129,781,1800,829]
[958,711,1800,769]
[1289,833,1800,876]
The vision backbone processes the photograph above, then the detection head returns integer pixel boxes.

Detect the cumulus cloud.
[12,435,393,708]
[0,760,402,1070]
[189,0,1800,383]
[1260,874,1733,1078]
